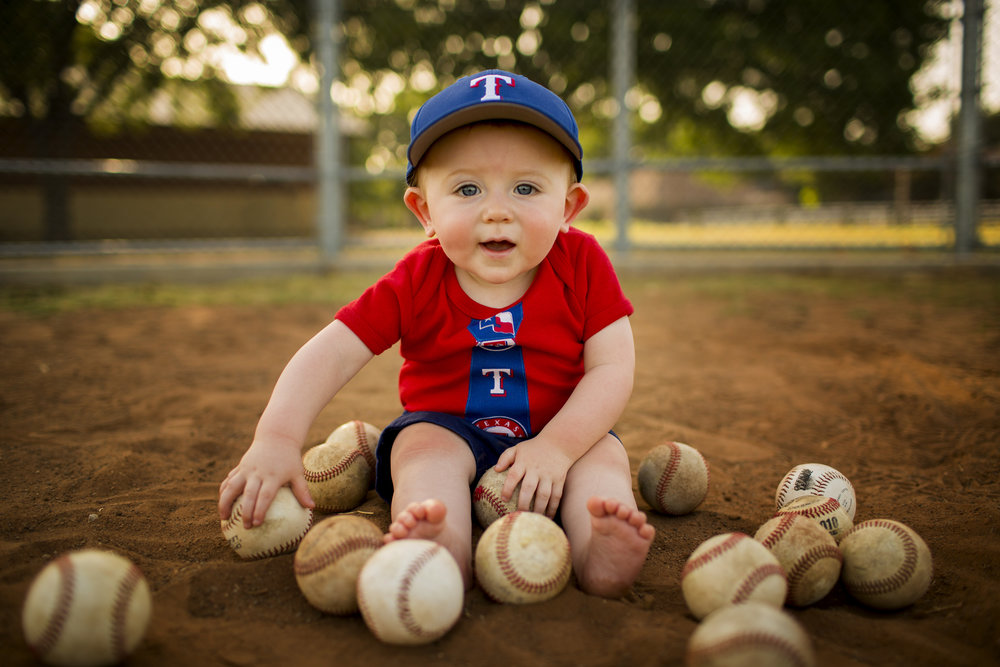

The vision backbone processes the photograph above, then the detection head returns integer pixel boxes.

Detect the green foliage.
[631,1,949,157]
[0,0,951,159]
[328,0,949,170]
[0,0,306,130]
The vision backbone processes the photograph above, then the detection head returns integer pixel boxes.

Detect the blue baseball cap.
[406,69,583,185]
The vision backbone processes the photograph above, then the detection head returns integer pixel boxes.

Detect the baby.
[219,70,654,598]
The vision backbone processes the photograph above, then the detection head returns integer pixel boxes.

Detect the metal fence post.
[611,0,635,253]
[955,0,983,255]
[315,0,342,262]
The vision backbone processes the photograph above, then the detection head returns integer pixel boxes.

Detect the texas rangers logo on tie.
[466,304,530,437]
[473,310,516,350]
[470,73,515,101]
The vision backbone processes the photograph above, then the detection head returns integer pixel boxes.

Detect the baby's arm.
[218,319,374,527]
[495,316,635,516]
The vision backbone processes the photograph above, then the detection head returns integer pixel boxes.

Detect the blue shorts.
[374,411,523,503]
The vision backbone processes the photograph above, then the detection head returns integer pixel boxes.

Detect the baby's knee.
[389,423,476,482]
[584,433,631,468]
[391,423,467,459]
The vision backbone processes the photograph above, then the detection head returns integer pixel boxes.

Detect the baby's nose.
[482,194,513,223]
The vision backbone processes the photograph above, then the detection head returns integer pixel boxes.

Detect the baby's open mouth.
[482,240,515,252]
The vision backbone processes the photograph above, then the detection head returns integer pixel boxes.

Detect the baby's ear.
[404,186,436,237]
[561,182,591,232]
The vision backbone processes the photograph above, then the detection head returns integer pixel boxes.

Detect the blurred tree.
[632,1,951,158]
[331,0,949,166]
[0,0,310,240]
[0,0,953,238]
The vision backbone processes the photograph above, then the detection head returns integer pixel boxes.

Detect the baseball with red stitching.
[356,539,464,645]
[774,495,853,543]
[686,601,816,667]
[680,532,788,620]
[473,467,533,528]
[755,513,843,607]
[22,549,152,667]
[221,486,313,559]
[475,510,571,604]
[637,441,710,516]
[294,514,384,615]
[839,519,933,610]
[775,462,857,521]
[302,420,380,513]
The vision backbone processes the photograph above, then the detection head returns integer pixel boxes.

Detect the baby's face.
[405,123,588,304]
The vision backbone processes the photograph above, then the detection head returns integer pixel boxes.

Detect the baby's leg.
[384,422,477,588]
[561,434,655,598]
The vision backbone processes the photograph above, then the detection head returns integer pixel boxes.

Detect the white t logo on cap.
[470,74,514,101]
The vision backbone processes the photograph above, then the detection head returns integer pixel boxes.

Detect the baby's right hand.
[218,436,314,529]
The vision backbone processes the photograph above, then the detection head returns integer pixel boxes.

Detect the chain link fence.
[0,0,997,259]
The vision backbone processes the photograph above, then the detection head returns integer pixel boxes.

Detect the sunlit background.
[0,0,997,255]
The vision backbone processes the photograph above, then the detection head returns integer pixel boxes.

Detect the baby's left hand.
[494,439,573,519]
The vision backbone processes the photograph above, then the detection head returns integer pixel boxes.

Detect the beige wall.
[0,183,315,242]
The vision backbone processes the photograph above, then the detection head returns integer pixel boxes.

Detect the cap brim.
[408,102,582,173]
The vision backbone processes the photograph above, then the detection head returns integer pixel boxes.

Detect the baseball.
[472,467,531,528]
[774,495,853,543]
[221,486,314,559]
[637,441,709,515]
[22,549,152,667]
[680,532,787,620]
[840,519,933,610]
[302,420,380,513]
[293,514,384,615]
[755,513,843,607]
[776,462,857,521]
[356,539,464,645]
[686,601,816,667]
[475,511,572,604]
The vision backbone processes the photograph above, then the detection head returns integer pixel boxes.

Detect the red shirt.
[335,228,632,437]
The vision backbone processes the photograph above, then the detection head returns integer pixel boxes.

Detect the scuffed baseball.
[840,519,933,610]
[776,462,857,521]
[294,515,384,615]
[637,441,709,515]
[356,539,464,645]
[687,601,816,667]
[475,511,572,604]
[222,486,314,559]
[680,532,787,620]
[22,549,152,667]
[755,513,843,607]
[302,420,380,513]
[472,467,532,528]
[774,495,853,543]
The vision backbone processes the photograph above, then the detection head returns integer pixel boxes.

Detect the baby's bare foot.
[385,499,448,544]
[384,499,474,589]
[578,497,655,598]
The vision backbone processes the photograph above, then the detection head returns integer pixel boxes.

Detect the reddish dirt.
[1,268,998,666]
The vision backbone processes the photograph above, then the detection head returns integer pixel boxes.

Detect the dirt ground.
[1,267,998,666]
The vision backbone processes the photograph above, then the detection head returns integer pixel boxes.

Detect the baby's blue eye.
[458,184,479,197]
[514,184,535,195]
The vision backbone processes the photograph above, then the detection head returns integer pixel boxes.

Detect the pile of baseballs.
[293,512,467,646]
[220,420,382,562]
[682,461,934,664]
[302,420,381,513]
[771,462,933,610]
[214,419,468,645]
[19,419,398,664]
